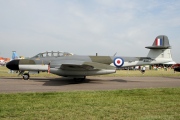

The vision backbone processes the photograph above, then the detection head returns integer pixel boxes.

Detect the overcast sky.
[0,0,180,62]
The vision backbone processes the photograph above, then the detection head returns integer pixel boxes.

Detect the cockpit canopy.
[32,51,74,58]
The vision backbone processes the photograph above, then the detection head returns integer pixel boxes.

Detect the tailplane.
[145,35,173,60]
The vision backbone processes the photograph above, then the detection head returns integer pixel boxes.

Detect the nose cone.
[6,60,19,70]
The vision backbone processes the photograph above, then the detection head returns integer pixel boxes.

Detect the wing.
[50,60,115,71]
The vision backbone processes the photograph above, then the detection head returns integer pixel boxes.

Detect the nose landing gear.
[23,73,30,80]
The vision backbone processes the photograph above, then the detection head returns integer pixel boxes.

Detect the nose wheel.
[23,73,30,80]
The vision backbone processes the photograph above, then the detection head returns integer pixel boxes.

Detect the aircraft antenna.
[113,52,117,56]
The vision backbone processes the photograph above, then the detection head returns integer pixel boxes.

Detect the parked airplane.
[6,35,173,80]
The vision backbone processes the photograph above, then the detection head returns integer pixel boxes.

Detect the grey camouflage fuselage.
[6,35,174,79]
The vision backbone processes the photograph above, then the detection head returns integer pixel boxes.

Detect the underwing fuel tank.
[19,65,48,71]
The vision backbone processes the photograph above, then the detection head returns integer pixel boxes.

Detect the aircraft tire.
[23,73,30,80]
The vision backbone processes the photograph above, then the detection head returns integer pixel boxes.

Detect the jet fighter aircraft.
[6,35,173,80]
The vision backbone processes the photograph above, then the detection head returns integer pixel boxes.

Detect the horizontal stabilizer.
[145,35,171,49]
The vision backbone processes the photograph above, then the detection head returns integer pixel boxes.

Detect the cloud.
[0,0,180,62]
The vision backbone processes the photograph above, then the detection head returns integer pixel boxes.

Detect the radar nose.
[6,59,19,70]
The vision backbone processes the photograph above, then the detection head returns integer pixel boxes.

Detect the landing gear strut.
[23,73,30,80]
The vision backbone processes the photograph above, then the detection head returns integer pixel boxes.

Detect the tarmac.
[0,76,180,93]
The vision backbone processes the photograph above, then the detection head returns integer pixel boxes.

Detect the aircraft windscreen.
[32,51,73,58]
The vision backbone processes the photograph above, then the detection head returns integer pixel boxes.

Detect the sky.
[0,0,180,62]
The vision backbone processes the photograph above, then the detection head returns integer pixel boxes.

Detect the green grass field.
[1,66,180,78]
[0,88,180,120]
[1,66,180,119]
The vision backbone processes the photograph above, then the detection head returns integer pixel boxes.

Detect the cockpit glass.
[32,51,73,58]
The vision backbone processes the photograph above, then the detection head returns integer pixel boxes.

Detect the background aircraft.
[12,51,19,60]
[6,35,174,80]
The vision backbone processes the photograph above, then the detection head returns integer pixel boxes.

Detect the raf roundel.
[113,57,124,68]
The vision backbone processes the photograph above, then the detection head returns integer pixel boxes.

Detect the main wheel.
[23,73,30,80]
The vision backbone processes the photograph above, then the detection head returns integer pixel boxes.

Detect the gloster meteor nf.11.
[6,35,173,80]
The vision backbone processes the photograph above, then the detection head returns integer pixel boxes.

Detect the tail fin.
[12,51,19,60]
[145,35,172,60]
[146,35,171,49]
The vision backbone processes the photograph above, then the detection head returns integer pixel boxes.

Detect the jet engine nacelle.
[19,65,48,71]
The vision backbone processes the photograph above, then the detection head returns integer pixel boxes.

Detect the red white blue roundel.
[113,57,124,67]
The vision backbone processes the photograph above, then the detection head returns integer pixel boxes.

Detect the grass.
[1,66,180,119]
[0,88,180,120]
[1,66,180,78]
